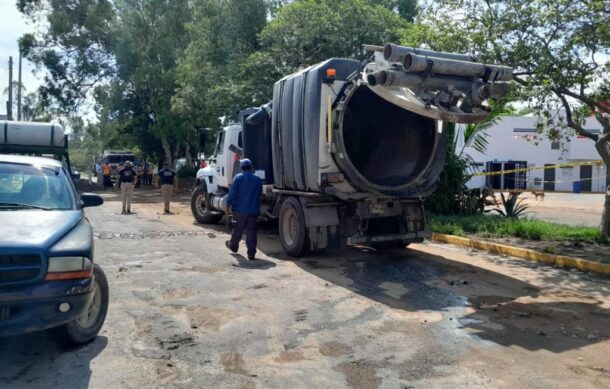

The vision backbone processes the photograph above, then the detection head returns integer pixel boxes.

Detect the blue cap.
[239,158,253,169]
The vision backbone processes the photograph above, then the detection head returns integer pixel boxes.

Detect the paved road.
[507,192,605,227]
[1,191,609,388]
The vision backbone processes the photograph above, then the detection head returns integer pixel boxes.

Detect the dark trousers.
[103,175,113,188]
[230,212,258,257]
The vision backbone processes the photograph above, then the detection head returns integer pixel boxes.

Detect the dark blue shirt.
[158,168,176,185]
[227,171,262,215]
[119,167,136,183]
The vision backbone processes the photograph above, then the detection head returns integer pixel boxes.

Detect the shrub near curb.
[428,214,601,242]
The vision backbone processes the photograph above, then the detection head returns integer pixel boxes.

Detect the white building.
[462,115,607,193]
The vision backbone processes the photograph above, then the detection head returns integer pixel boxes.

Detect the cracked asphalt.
[1,190,609,388]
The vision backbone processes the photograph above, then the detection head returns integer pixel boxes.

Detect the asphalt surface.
[1,190,609,388]
[506,192,605,227]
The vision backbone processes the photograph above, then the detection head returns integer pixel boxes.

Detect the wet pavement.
[1,191,609,388]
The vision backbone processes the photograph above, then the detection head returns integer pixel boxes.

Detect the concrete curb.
[431,233,610,276]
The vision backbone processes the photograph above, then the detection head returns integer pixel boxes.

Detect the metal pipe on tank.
[383,43,477,63]
[402,53,513,82]
[372,69,481,93]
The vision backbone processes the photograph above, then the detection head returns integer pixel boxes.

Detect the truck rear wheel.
[279,197,309,257]
[191,185,223,224]
[56,264,109,346]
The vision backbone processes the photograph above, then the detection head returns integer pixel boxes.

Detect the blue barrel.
[572,181,581,193]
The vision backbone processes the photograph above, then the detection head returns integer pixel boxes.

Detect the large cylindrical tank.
[0,121,65,148]
[271,59,446,198]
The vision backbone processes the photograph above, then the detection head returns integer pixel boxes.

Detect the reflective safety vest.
[102,165,111,175]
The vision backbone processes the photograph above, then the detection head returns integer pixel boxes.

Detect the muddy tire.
[279,197,309,257]
[191,185,223,224]
[56,264,109,346]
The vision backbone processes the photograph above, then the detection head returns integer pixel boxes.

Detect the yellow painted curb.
[431,233,610,276]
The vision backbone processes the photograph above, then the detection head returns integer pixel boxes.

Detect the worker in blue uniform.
[225,159,263,260]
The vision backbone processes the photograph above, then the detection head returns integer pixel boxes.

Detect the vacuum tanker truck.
[191,44,512,256]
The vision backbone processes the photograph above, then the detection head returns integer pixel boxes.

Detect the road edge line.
[430,233,610,276]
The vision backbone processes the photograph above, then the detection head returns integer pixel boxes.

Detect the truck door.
[228,131,243,184]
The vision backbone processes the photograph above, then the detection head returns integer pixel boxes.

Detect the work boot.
[248,255,256,261]
[225,240,237,253]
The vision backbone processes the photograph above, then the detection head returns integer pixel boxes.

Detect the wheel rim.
[281,207,298,246]
[78,277,102,328]
[196,193,206,215]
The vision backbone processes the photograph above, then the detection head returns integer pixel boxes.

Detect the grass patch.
[428,214,601,242]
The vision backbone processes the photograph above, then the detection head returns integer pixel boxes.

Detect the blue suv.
[0,154,108,345]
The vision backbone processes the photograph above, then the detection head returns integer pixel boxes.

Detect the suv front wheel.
[57,264,109,346]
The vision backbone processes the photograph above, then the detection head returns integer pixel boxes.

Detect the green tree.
[173,0,268,126]
[411,0,610,237]
[19,0,195,166]
[239,0,408,104]
[369,0,418,21]
[425,123,467,215]
[18,0,116,112]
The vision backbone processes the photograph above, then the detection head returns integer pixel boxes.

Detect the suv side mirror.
[80,193,104,208]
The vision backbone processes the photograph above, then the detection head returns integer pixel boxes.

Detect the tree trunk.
[595,133,610,239]
[184,142,192,167]
[161,136,173,168]
[602,175,610,240]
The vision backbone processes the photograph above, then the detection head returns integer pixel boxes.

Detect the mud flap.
[299,198,340,251]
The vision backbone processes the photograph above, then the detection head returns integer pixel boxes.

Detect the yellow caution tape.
[471,160,605,177]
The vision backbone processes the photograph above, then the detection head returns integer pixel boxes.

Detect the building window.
[513,128,537,133]
[551,141,560,150]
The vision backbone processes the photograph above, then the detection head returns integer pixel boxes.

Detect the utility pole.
[17,50,22,121]
[7,56,13,120]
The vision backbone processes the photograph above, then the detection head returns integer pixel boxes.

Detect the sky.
[0,1,43,116]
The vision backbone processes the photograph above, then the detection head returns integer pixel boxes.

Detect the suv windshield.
[0,162,76,210]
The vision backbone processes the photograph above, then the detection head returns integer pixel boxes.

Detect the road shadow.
[460,297,610,352]
[262,240,610,353]
[186,211,610,353]
[230,253,276,270]
[0,331,108,388]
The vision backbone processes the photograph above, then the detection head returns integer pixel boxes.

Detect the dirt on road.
[1,189,609,388]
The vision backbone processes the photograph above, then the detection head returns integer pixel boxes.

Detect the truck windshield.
[105,155,135,164]
[0,163,76,210]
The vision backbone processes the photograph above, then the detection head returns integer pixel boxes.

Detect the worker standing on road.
[157,162,176,214]
[225,159,263,260]
[119,160,136,214]
[135,163,144,188]
[102,162,113,189]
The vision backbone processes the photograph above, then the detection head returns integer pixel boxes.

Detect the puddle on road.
[337,256,469,312]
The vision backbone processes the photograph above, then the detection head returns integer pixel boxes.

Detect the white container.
[0,121,65,148]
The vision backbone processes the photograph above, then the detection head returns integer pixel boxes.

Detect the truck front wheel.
[191,185,223,224]
[279,197,309,257]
